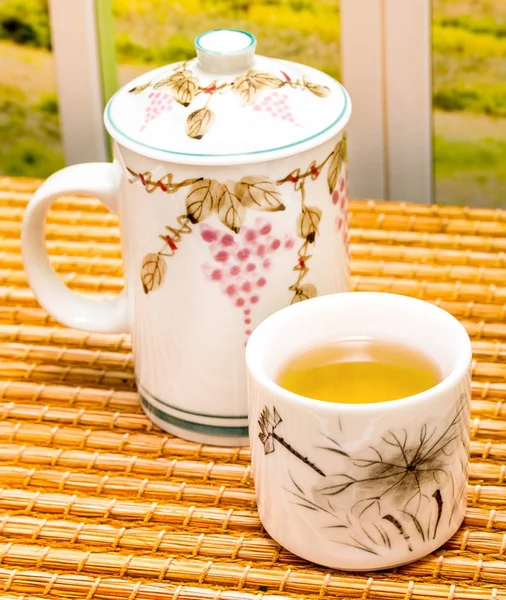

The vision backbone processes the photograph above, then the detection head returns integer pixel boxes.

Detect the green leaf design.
[217,182,246,233]
[248,71,284,89]
[141,253,166,294]
[297,206,322,243]
[234,176,285,211]
[172,75,199,106]
[185,179,223,224]
[153,69,191,89]
[292,283,317,303]
[231,70,263,105]
[186,107,215,139]
[327,132,347,194]
[129,82,150,94]
[305,81,331,98]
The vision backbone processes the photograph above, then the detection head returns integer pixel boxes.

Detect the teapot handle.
[21,162,129,333]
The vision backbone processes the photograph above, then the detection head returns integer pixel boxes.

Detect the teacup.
[246,292,471,570]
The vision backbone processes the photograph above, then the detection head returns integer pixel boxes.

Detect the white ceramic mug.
[246,292,471,570]
[20,30,351,446]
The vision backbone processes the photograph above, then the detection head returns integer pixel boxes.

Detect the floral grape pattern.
[200,220,295,341]
[253,91,302,128]
[333,166,350,270]
[129,59,330,139]
[141,91,175,131]
[130,132,347,303]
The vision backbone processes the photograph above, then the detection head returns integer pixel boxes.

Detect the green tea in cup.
[277,337,442,404]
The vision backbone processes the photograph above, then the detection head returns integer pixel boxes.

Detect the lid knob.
[195,29,256,75]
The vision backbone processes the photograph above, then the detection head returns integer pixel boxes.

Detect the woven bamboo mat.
[0,175,505,600]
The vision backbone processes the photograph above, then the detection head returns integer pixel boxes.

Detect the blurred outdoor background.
[0,0,505,206]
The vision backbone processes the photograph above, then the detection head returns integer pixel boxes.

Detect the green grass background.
[0,0,505,206]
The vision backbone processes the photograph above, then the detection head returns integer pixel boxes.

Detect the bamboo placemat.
[0,175,505,600]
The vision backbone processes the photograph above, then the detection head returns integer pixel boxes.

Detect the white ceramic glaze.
[21,30,351,446]
[246,292,472,569]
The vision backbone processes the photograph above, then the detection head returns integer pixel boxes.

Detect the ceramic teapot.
[21,29,351,446]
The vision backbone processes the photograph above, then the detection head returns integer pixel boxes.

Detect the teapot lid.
[105,29,350,165]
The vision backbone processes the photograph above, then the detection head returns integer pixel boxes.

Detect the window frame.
[48,0,116,164]
[341,0,433,203]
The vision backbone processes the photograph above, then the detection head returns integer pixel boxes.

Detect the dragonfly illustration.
[258,406,326,477]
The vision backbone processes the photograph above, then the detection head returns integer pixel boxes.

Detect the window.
[113,0,340,84]
[432,0,506,207]
[5,0,505,209]
[0,0,64,178]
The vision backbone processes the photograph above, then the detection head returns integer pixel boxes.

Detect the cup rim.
[245,292,472,413]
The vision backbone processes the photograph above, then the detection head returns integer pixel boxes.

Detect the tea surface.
[277,338,441,404]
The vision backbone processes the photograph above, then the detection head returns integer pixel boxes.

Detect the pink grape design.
[333,164,350,271]
[201,218,295,341]
[253,91,302,128]
[141,91,175,131]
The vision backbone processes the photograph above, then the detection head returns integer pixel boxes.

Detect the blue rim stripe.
[137,381,248,420]
[140,396,249,437]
